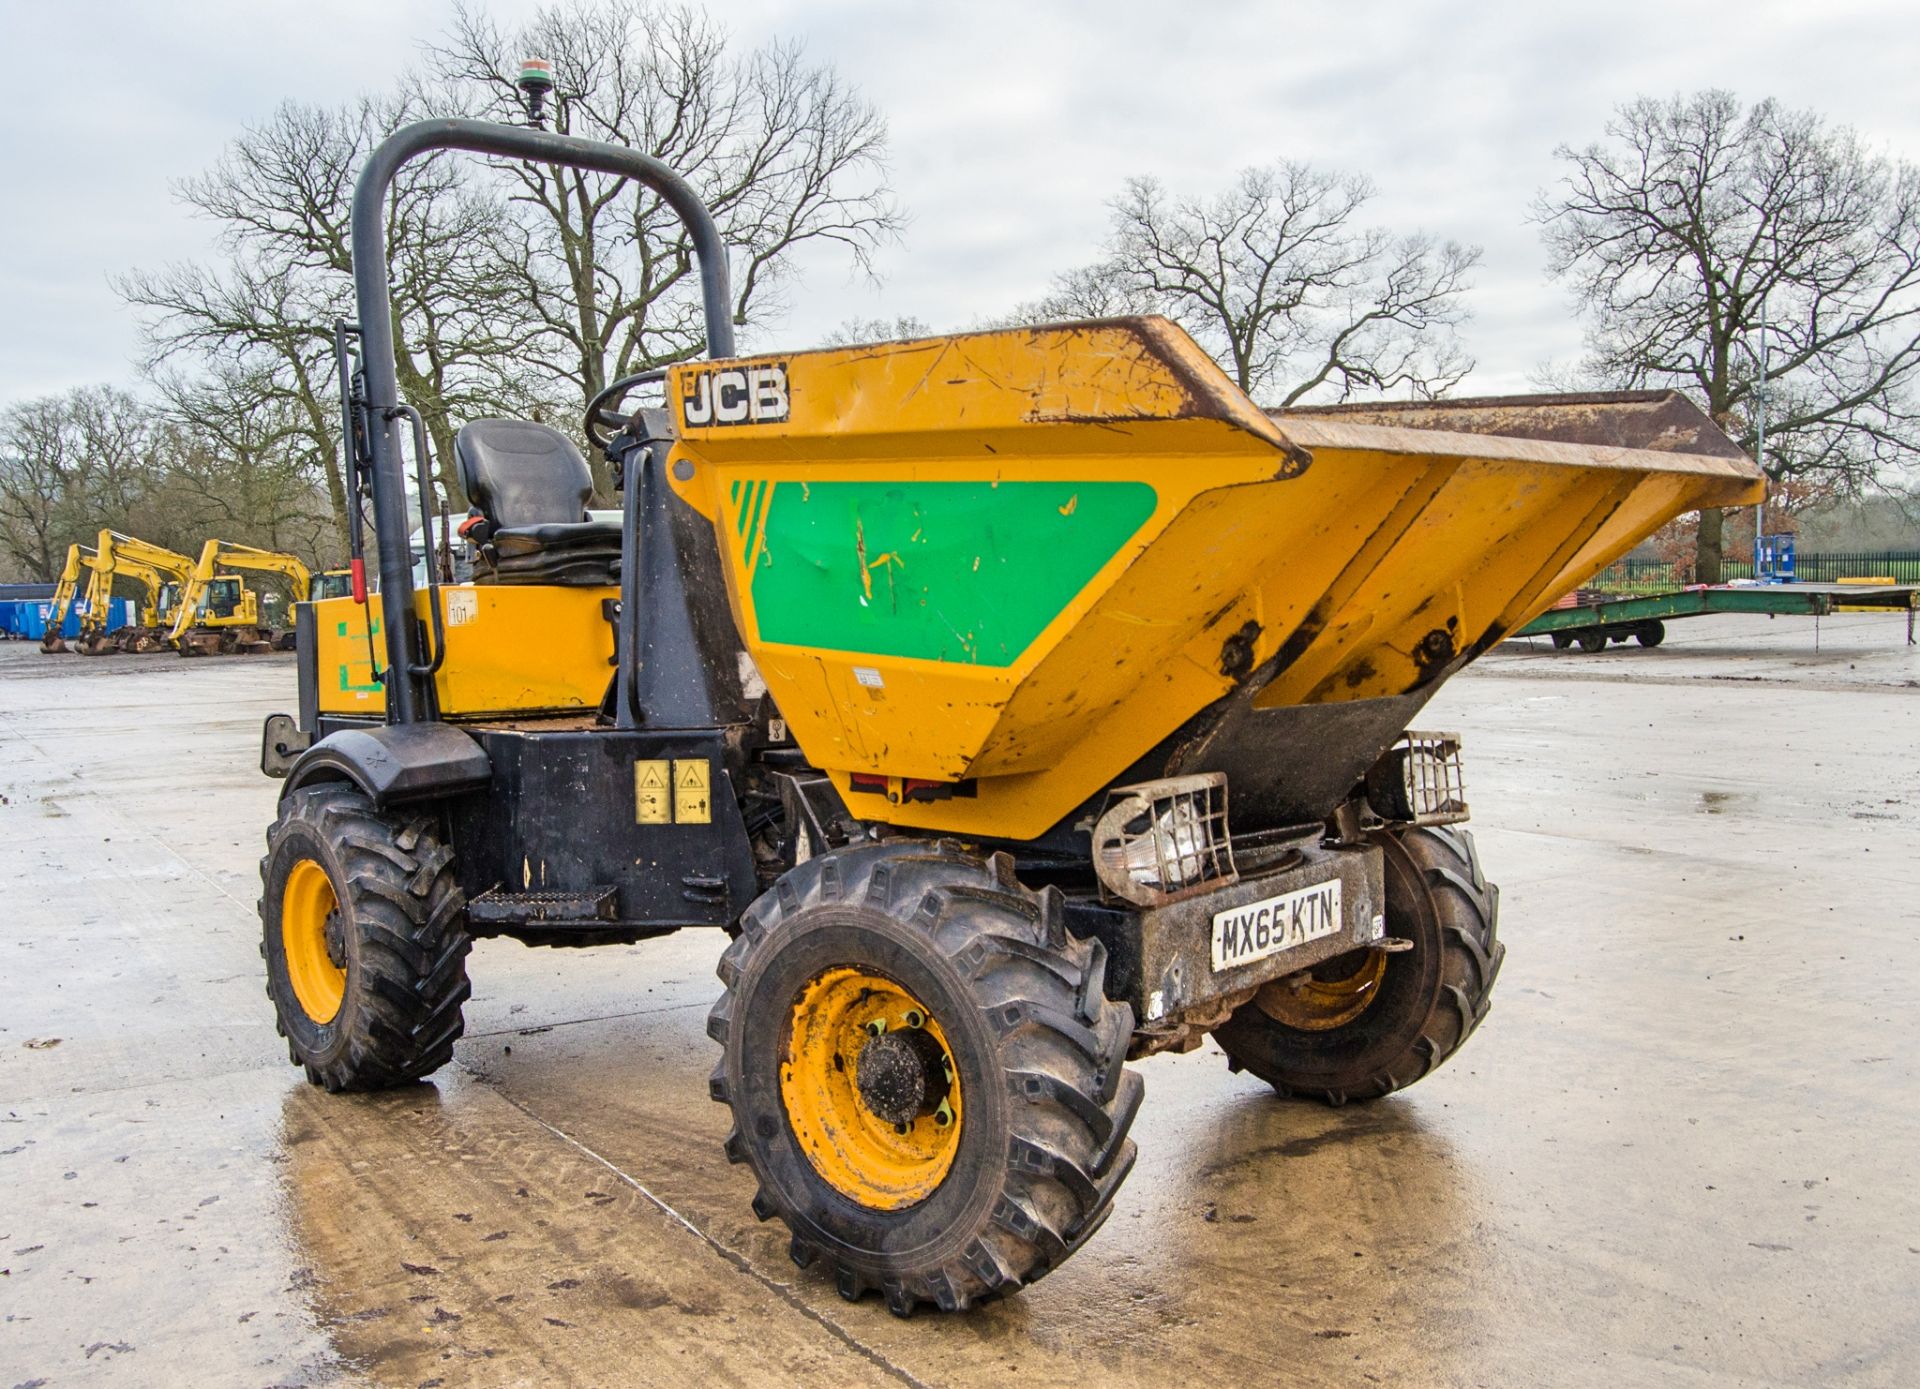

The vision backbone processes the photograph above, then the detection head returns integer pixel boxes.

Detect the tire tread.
[261,784,470,1093]
[708,840,1141,1315]
[1220,825,1503,1106]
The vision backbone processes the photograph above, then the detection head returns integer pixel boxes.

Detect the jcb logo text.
[682,364,790,427]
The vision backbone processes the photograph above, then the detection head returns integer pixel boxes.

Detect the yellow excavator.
[72,532,195,656]
[170,541,351,656]
[88,557,178,655]
[37,542,96,653]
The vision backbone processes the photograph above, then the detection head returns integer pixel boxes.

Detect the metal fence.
[1588,550,1920,594]
[1790,550,1920,584]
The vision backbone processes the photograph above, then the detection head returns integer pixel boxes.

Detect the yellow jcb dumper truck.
[251,111,1765,1317]
[170,540,350,656]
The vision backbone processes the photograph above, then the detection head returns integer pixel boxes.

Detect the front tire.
[708,841,1142,1316]
[1213,826,1503,1105]
[259,784,471,1091]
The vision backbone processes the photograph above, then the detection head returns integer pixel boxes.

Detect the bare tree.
[1537,90,1920,580]
[0,380,341,580]
[820,315,931,347]
[119,4,901,517]
[0,395,84,581]
[429,0,903,492]
[0,386,157,581]
[120,257,351,546]
[148,367,340,564]
[120,96,538,529]
[1023,164,1480,405]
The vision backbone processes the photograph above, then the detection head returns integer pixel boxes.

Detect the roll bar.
[349,118,736,724]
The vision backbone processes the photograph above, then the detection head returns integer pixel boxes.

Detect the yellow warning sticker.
[635,759,671,824]
[673,758,712,824]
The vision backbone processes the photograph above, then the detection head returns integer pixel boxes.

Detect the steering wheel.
[585,367,669,451]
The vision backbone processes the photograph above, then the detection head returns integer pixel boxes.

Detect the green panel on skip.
[747,481,1157,666]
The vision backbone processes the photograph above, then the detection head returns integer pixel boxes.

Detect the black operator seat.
[455,419,622,585]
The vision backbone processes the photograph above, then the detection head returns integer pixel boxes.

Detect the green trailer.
[1516,583,1920,653]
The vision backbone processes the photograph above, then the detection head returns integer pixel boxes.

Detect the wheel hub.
[780,968,963,1209]
[323,911,347,971]
[855,1027,950,1128]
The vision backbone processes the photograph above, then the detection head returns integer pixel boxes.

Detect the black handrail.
[349,118,735,724]
[386,403,450,679]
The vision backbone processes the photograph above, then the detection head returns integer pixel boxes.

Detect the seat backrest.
[456,420,594,529]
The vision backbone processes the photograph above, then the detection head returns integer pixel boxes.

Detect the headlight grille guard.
[1365,731,1469,825]
[1092,773,1239,908]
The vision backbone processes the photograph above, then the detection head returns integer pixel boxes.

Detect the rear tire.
[709,840,1142,1316]
[1213,826,1502,1105]
[1635,620,1665,647]
[259,784,471,1091]
[1575,631,1608,654]
[1549,632,1574,650]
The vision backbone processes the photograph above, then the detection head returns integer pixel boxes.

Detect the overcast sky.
[4,0,1918,412]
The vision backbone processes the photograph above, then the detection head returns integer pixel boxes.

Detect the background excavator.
[37,542,97,653]
[70,532,197,656]
[169,541,353,656]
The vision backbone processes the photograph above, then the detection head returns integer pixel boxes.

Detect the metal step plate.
[466,886,619,925]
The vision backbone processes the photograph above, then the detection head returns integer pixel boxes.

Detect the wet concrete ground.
[1,609,1916,1388]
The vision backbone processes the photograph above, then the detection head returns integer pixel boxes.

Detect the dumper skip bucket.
[666,317,1763,839]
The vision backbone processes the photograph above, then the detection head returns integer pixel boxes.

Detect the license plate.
[1211,878,1344,972]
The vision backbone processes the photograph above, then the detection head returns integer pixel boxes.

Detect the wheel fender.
[283,722,491,809]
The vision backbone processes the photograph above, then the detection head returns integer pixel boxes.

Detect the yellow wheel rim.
[779,967,963,1210]
[1257,949,1389,1031]
[282,859,346,1025]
